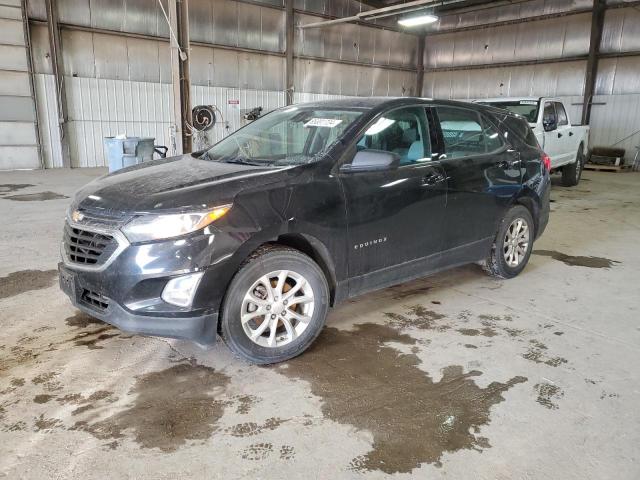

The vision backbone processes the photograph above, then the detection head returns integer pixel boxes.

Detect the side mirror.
[543,118,557,132]
[340,150,400,173]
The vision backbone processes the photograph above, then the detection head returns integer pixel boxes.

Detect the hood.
[73,154,296,215]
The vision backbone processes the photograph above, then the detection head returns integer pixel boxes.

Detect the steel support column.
[168,0,191,154]
[416,34,425,97]
[285,0,294,105]
[581,0,606,126]
[45,0,71,167]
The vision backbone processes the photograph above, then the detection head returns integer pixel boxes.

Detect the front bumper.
[59,262,218,344]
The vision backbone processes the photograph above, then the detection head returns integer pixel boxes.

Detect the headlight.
[121,204,231,242]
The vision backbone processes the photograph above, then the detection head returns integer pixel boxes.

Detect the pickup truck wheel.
[482,205,534,279]
[220,246,329,364]
[561,146,584,187]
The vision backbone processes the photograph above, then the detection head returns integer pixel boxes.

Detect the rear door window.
[502,115,540,148]
[436,106,504,158]
[554,102,568,126]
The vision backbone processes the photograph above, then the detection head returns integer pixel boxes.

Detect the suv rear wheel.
[561,145,584,187]
[220,245,329,364]
[482,205,534,279]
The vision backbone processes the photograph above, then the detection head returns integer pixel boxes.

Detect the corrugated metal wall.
[23,0,640,167]
[423,4,640,162]
[28,0,417,168]
[0,0,40,170]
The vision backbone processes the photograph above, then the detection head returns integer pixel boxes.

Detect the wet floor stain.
[278,323,527,474]
[10,378,25,387]
[31,372,62,392]
[34,414,63,432]
[65,311,105,329]
[72,364,231,452]
[33,394,55,404]
[523,342,567,367]
[600,391,619,400]
[457,327,497,337]
[0,184,35,194]
[226,417,287,438]
[240,442,273,461]
[234,394,259,415]
[384,305,447,331]
[2,191,68,201]
[533,250,620,268]
[0,269,58,300]
[534,383,564,409]
[279,445,295,460]
[70,327,119,350]
[0,345,40,375]
[389,283,433,300]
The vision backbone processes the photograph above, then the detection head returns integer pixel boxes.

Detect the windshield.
[204,107,363,166]
[478,100,540,123]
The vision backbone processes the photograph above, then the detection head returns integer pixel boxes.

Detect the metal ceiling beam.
[423,0,640,36]
[582,0,606,125]
[285,0,294,105]
[168,0,191,154]
[44,0,71,168]
[299,0,467,29]
[22,0,43,169]
[416,34,425,96]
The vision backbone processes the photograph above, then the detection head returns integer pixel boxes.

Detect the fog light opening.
[161,272,204,308]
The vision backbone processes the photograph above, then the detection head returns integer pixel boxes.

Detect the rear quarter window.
[502,115,540,149]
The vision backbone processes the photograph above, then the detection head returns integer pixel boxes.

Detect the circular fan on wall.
[192,105,216,131]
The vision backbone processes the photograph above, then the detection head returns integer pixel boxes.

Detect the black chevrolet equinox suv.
[59,98,550,364]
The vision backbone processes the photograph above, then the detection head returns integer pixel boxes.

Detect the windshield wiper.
[222,157,268,166]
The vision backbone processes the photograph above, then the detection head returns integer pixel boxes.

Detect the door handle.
[496,159,521,169]
[558,132,563,138]
[421,172,445,186]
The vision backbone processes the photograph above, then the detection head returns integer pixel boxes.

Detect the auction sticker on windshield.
[304,118,343,128]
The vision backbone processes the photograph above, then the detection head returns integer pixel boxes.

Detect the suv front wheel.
[220,245,329,364]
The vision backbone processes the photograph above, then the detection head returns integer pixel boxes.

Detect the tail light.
[542,153,551,172]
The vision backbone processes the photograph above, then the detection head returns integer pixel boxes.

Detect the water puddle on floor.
[2,192,68,201]
[0,184,35,194]
[277,323,527,474]
[72,364,231,452]
[0,269,58,300]
[533,250,620,268]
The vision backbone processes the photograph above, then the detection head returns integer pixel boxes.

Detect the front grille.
[64,223,117,266]
[80,289,110,311]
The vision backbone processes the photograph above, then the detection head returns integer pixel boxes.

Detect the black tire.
[561,145,584,187]
[220,245,329,364]
[482,205,535,279]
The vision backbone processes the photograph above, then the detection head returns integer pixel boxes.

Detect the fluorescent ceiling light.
[398,14,438,27]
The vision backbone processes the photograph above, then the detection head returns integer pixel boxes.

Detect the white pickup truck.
[476,97,590,186]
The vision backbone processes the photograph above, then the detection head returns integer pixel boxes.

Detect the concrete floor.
[0,168,639,479]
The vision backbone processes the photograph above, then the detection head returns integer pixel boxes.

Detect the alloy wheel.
[503,218,530,267]
[240,270,315,348]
